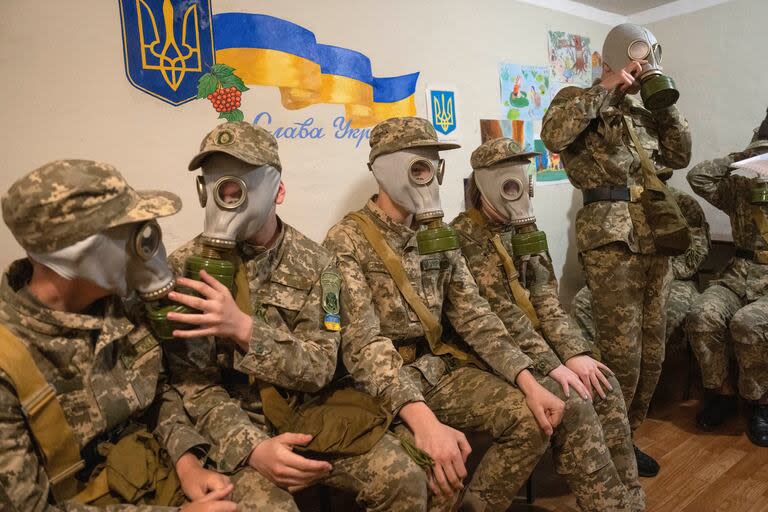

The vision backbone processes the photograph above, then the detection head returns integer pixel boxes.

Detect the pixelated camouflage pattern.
[188,121,282,171]
[581,243,670,432]
[541,85,691,254]
[368,117,460,163]
[168,221,428,510]
[669,187,711,280]
[324,198,556,511]
[1,159,180,254]
[687,153,768,301]
[0,259,207,511]
[451,211,643,511]
[469,138,539,170]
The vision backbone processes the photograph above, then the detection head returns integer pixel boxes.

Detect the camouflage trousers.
[412,365,550,512]
[571,278,698,351]
[539,375,644,511]
[581,243,670,432]
[227,433,428,511]
[685,284,768,401]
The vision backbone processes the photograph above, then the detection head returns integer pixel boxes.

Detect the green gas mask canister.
[752,179,768,205]
[603,23,679,111]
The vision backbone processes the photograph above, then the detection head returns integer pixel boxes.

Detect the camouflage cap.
[188,121,281,171]
[368,117,460,163]
[470,137,540,169]
[1,159,181,254]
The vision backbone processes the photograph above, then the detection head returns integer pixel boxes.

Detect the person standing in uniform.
[324,117,566,512]
[541,23,692,476]
[572,170,710,350]
[0,160,258,511]
[162,122,430,511]
[451,137,644,511]
[685,110,768,446]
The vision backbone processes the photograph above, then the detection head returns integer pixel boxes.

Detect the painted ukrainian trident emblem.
[119,0,215,105]
[430,90,456,135]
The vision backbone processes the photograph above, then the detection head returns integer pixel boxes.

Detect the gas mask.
[473,161,549,256]
[752,177,768,205]
[603,23,678,111]
[369,147,459,254]
[29,220,174,301]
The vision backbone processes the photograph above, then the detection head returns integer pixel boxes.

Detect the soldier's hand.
[548,364,591,401]
[410,419,470,498]
[248,433,332,490]
[517,370,565,436]
[565,355,614,400]
[168,270,253,346]
[176,452,233,501]
[600,60,646,92]
[181,486,237,512]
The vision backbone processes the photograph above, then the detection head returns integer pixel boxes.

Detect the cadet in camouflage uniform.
[541,24,691,476]
[325,117,567,512]
[163,122,428,511]
[685,113,768,447]
[450,137,644,511]
[0,160,264,511]
[572,176,710,352]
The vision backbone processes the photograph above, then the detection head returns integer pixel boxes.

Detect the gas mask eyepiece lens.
[409,159,436,185]
[196,175,207,207]
[501,178,524,201]
[134,221,162,261]
[628,39,650,60]
[213,176,247,210]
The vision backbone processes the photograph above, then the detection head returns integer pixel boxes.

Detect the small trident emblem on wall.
[136,0,202,91]
[432,92,455,135]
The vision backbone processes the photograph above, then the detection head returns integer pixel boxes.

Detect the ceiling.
[571,0,678,15]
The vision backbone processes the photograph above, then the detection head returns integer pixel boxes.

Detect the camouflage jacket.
[688,156,768,300]
[166,221,340,472]
[452,211,592,372]
[323,198,534,414]
[541,85,691,254]
[0,259,206,512]
[669,186,710,280]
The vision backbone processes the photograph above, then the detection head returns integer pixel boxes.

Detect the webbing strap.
[751,206,768,248]
[466,209,540,329]
[0,324,85,500]
[348,212,479,365]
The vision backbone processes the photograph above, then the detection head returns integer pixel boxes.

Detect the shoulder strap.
[623,115,662,187]
[347,212,477,364]
[466,209,541,330]
[751,206,768,247]
[0,324,84,500]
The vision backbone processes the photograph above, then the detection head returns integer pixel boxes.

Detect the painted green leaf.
[197,73,218,99]
[504,101,510,106]
[219,109,244,122]
[210,64,235,80]
[507,108,520,120]
[536,74,544,83]
[220,74,249,92]
[509,96,529,108]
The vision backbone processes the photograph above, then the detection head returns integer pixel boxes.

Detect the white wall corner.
[514,0,628,25]
[630,0,735,24]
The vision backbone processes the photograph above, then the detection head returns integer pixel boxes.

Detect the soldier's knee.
[686,287,738,334]
[730,305,768,345]
[389,460,429,502]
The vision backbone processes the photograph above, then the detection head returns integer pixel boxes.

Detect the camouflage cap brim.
[369,139,461,163]
[107,190,182,228]
[187,147,277,172]
[481,151,541,168]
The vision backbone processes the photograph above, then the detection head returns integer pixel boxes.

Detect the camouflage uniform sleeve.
[687,155,739,213]
[526,255,592,362]
[444,252,534,385]
[235,262,340,393]
[541,85,612,152]
[163,337,270,473]
[651,105,692,169]
[669,192,711,279]
[0,373,179,512]
[324,225,425,414]
[153,380,210,465]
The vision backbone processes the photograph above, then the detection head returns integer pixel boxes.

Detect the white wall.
[0,0,613,301]
[647,0,768,240]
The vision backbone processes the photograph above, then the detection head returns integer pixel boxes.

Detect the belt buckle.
[754,250,768,265]
[629,185,644,202]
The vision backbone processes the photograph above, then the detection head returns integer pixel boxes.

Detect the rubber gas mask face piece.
[603,23,679,110]
[474,160,535,226]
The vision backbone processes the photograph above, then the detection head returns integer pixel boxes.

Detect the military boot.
[633,445,659,477]
[748,404,768,447]
[696,393,738,431]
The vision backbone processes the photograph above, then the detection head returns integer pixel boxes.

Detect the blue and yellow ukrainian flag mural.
[212,13,419,127]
